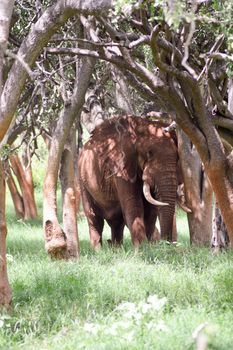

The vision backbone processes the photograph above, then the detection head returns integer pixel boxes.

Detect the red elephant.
[78,116,187,248]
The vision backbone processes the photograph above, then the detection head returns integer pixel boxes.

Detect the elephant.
[78,115,189,248]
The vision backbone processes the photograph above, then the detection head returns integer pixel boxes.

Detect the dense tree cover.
[1,0,233,305]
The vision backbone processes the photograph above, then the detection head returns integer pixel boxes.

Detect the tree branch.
[150,25,196,84]
[208,74,233,119]
[213,116,233,131]
[0,0,112,142]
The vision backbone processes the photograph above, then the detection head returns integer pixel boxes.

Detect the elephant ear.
[102,132,138,183]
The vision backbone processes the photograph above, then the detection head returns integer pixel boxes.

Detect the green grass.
[1,190,233,349]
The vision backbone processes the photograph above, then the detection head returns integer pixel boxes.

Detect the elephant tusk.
[177,185,192,213]
[177,199,192,213]
[143,182,169,206]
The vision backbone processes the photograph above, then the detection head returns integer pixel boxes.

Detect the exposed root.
[45,220,67,260]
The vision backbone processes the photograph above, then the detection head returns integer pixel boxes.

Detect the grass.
[1,190,233,349]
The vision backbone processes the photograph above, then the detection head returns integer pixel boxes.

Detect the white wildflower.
[116,301,140,319]
[138,301,151,314]
[83,322,100,335]
[6,254,14,263]
[156,320,168,332]
[105,320,132,336]
[116,302,137,312]
[105,323,119,336]
[147,295,167,311]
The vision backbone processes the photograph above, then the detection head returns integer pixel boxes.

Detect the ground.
[1,190,233,349]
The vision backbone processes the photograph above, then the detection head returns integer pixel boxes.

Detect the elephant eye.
[147,150,153,158]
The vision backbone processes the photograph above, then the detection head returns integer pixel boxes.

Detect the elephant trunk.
[158,178,177,241]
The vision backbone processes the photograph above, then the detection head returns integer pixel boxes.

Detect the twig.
[181,1,198,79]
[208,52,233,63]
[198,34,225,81]
[5,49,35,79]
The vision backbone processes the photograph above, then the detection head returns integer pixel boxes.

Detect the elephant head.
[132,119,180,240]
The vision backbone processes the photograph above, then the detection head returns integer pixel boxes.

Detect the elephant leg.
[143,203,159,241]
[107,215,125,246]
[116,179,146,246]
[89,215,104,249]
[81,188,104,249]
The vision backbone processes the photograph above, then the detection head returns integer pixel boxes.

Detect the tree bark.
[211,201,229,253]
[0,0,15,98]
[0,160,12,308]
[21,148,38,218]
[81,88,105,133]
[59,128,80,259]
[0,0,15,308]
[10,154,37,220]
[5,161,24,219]
[112,65,135,115]
[177,129,213,245]
[211,77,233,250]
[43,56,95,259]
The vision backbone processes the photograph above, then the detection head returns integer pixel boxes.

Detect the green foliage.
[114,0,135,14]
[0,144,13,161]
[1,193,233,349]
[30,137,48,190]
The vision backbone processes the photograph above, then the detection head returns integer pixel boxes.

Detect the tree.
[0,0,112,305]
[45,1,233,247]
[177,129,213,245]
[9,153,38,220]
[43,54,96,259]
[0,0,15,308]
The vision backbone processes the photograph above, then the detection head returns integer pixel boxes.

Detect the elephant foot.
[131,219,146,246]
[148,227,161,242]
[90,233,102,250]
[107,239,123,247]
[107,239,113,247]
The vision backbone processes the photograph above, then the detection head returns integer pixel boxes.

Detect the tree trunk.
[4,161,24,219]
[0,160,12,307]
[177,130,213,245]
[43,56,96,259]
[0,0,15,307]
[75,121,83,215]
[172,212,177,242]
[59,128,80,259]
[211,201,229,253]
[204,161,233,246]
[81,88,105,133]
[21,148,38,217]
[211,77,233,251]
[41,130,52,150]
[206,77,233,248]
[10,154,37,220]
[112,65,135,115]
